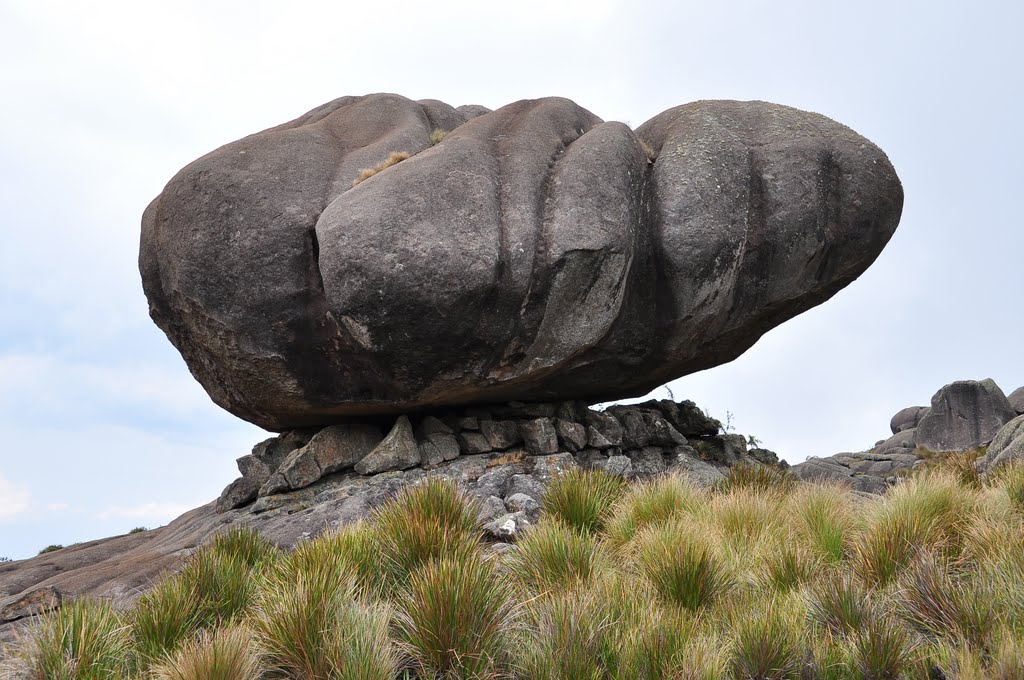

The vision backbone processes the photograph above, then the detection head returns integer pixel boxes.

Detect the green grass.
[15,471,1024,678]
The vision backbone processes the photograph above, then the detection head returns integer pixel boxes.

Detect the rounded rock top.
[140,94,904,430]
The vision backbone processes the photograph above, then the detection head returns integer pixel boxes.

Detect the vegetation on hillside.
[6,462,1024,679]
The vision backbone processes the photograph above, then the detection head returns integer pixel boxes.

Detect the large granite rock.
[980,415,1024,472]
[890,406,928,434]
[914,379,1016,453]
[141,94,903,430]
[1008,386,1024,415]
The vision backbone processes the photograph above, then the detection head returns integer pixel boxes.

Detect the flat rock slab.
[141,94,903,430]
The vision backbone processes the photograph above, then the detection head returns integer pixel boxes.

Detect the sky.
[1,0,1021,560]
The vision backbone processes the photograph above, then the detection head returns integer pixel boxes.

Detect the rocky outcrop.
[140,94,903,430]
[980,416,1024,471]
[213,398,746,510]
[914,379,1016,453]
[1008,386,1024,415]
[793,378,1020,492]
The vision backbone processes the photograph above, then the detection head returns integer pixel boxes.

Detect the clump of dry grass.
[351,151,410,186]
[428,127,447,145]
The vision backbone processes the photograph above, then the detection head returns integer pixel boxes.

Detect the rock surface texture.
[914,379,1016,453]
[140,94,903,430]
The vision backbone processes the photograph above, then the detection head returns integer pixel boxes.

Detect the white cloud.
[96,502,194,522]
[0,473,31,521]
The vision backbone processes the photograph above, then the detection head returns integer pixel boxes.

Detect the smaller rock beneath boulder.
[259,472,289,497]
[477,495,507,524]
[691,434,747,464]
[505,492,541,520]
[483,512,532,541]
[520,418,559,456]
[585,411,624,447]
[458,431,492,455]
[531,452,578,483]
[480,419,521,450]
[873,429,917,455]
[666,447,725,487]
[747,448,783,466]
[280,447,322,490]
[555,419,587,452]
[506,474,546,503]
[307,424,384,476]
[890,406,929,434]
[418,416,453,436]
[355,416,420,475]
[216,477,261,512]
[617,410,652,449]
[604,454,634,478]
[1009,387,1024,415]
[629,447,668,478]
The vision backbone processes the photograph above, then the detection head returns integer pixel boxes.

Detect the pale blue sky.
[1,0,1021,560]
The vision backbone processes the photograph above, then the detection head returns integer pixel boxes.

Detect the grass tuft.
[543,467,627,534]
[634,521,731,611]
[508,519,606,594]
[715,462,797,495]
[352,151,410,186]
[396,549,517,678]
[22,597,129,680]
[428,127,447,145]
[149,625,261,680]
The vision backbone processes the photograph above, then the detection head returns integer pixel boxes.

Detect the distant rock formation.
[792,378,1024,491]
[140,94,903,430]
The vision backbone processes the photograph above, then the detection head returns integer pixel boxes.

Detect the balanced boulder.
[141,94,903,430]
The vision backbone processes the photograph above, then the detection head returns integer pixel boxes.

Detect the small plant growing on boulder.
[351,151,410,186]
[428,127,447,145]
[38,544,63,555]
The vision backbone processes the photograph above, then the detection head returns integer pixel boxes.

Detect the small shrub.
[251,560,397,680]
[23,597,129,679]
[715,463,797,495]
[428,127,447,145]
[508,519,606,594]
[371,478,481,587]
[351,151,410,186]
[806,571,873,637]
[396,549,517,678]
[850,616,918,680]
[603,475,702,549]
[543,467,627,534]
[634,522,731,611]
[898,552,995,652]
[38,544,63,554]
[728,596,804,680]
[149,625,261,680]
[128,526,147,534]
[130,574,204,670]
[209,526,279,569]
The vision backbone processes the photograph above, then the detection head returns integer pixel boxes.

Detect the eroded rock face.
[141,94,903,430]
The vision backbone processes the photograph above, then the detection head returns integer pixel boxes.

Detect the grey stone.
[280,447,322,489]
[556,401,587,422]
[354,416,420,474]
[915,379,1016,452]
[654,400,721,438]
[259,472,289,497]
[585,410,623,447]
[981,415,1024,471]
[236,454,271,486]
[483,512,532,541]
[506,474,546,502]
[520,418,559,456]
[251,430,315,474]
[641,411,687,447]
[505,493,541,521]
[574,448,610,469]
[618,410,651,449]
[417,416,453,436]
[216,477,260,512]
[747,448,782,466]
[458,431,492,455]
[480,419,521,450]
[306,424,384,475]
[1008,387,1024,415]
[453,416,480,431]
[530,453,578,483]
[586,426,614,449]
[890,406,929,434]
[629,446,668,478]
[692,435,747,464]
[555,419,587,452]
[473,464,526,500]
[603,455,634,478]
[419,432,460,467]
[477,495,507,524]
[666,447,726,487]
[142,96,901,431]
[873,429,917,455]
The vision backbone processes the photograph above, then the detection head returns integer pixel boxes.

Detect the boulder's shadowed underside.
[140,94,903,430]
